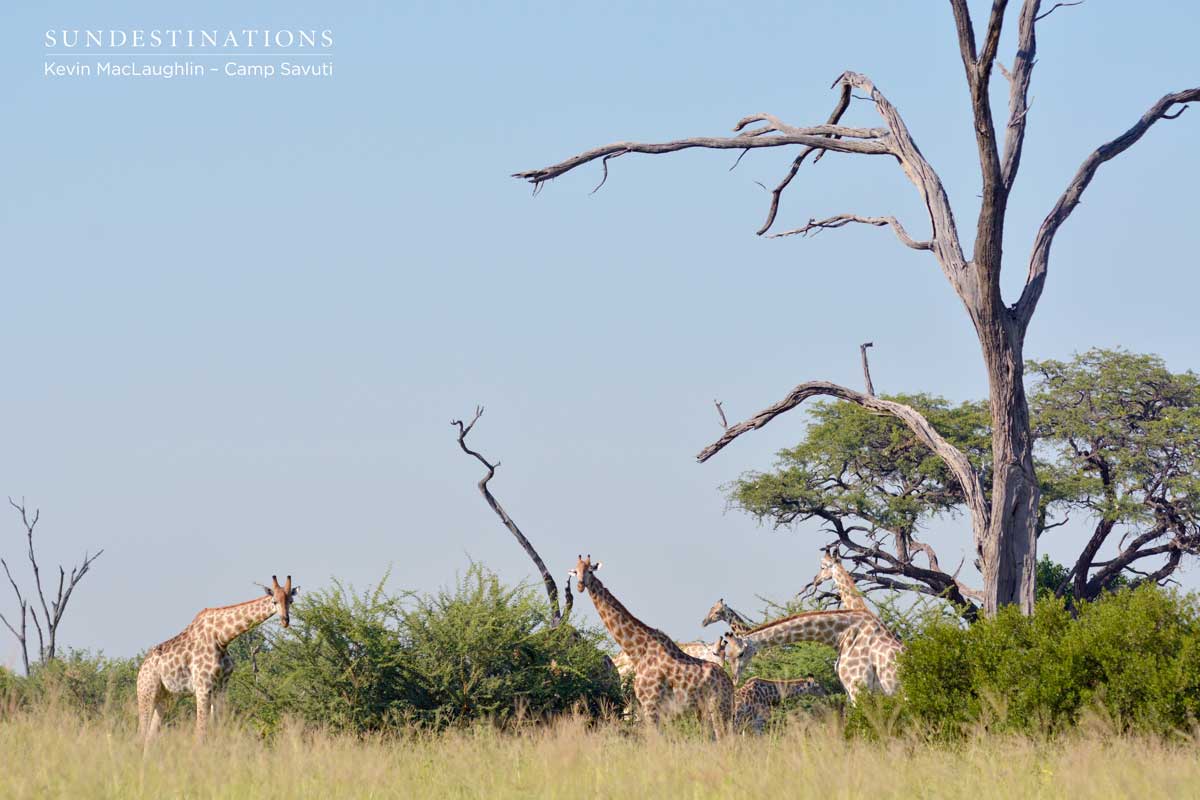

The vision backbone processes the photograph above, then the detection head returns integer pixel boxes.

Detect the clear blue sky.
[1,1,1197,664]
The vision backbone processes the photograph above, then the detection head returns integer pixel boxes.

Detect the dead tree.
[452,407,572,626]
[514,2,1198,614]
[0,499,103,674]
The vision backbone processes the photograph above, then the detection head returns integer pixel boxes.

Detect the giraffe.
[733,676,827,734]
[724,609,902,704]
[136,575,298,740]
[700,597,755,635]
[611,636,726,680]
[569,555,732,736]
[808,549,870,611]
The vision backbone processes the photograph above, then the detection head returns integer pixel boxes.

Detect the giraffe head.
[263,575,299,627]
[701,598,729,628]
[711,635,727,660]
[724,634,758,682]
[568,555,602,594]
[806,547,840,596]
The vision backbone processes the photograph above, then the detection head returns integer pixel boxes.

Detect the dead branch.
[1035,1,1082,22]
[0,557,29,675]
[770,214,932,251]
[513,124,890,187]
[451,408,571,626]
[714,400,728,429]
[859,342,875,396]
[1017,86,1200,326]
[697,380,989,556]
[3,499,103,670]
[756,82,851,234]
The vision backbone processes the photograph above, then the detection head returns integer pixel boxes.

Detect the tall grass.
[2,705,1198,799]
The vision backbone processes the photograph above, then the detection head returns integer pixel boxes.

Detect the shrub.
[399,566,620,726]
[225,564,621,734]
[893,584,1200,739]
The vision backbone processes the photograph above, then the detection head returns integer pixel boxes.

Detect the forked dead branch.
[514,1,1198,614]
[451,407,572,626]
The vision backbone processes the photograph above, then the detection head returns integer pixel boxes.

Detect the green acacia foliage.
[732,394,991,535]
[894,585,1200,739]
[1029,349,1200,599]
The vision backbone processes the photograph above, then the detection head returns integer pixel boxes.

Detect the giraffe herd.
[583,547,903,736]
[136,549,898,740]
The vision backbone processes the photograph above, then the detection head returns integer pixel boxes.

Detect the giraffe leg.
[136,666,164,741]
[194,684,211,741]
[633,673,664,728]
[148,703,164,739]
[836,659,861,707]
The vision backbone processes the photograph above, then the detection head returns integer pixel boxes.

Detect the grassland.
[2,708,1199,799]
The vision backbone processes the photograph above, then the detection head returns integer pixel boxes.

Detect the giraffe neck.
[775,678,821,700]
[198,595,278,649]
[830,562,869,610]
[745,610,871,648]
[584,576,661,662]
[722,605,754,635]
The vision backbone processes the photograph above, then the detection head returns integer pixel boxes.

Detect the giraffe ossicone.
[136,574,299,741]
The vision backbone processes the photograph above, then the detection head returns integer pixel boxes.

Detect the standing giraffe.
[570,555,732,736]
[734,676,827,734]
[725,610,902,704]
[808,549,870,611]
[612,636,726,680]
[700,598,755,635]
[137,575,298,740]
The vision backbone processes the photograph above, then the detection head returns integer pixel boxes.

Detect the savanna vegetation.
[6,581,1200,798]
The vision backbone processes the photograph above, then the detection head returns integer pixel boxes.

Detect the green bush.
[400,567,619,726]
[892,585,1200,739]
[0,651,141,721]
[225,564,621,734]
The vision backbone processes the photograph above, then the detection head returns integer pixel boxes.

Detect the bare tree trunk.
[978,332,1039,613]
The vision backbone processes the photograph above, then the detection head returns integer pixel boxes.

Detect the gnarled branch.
[1016,86,1200,327]
[770,213,932,251]
[697,380,990,556]
[451,408,571,626]
[513,125,890,187]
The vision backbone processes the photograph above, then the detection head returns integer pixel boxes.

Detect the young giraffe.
[734,676,827,734]
[137,575,298,740]
[570,555,732,736]
[700,598,755,635]
[725,610,902,704]
[809,549,870,611]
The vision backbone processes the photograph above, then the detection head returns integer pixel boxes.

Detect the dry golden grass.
[1,708,1198,799]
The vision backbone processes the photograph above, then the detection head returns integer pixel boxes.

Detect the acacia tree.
[731,395,993,618]
[1030,350,1200,601]
[733,350,1199,616]
[515,2,1199,613]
